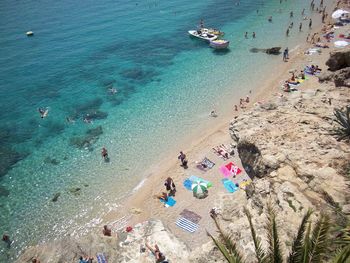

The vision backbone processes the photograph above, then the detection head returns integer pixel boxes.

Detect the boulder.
[325,47,350,71]
[266,47,281,54]
[333,67,350,87]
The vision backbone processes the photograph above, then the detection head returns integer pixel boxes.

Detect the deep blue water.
[0,0,323,260]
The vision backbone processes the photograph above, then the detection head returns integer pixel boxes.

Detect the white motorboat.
[209,39,230,49]
[26,31,34,36]
[188,29,218,42]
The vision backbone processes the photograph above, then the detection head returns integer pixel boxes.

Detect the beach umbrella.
[191,180,208,198]
[332,9,349,19]
[334,40,349,47]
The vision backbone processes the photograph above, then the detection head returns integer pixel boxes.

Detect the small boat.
[26,31,34,36]
[209,39,230,49]
[188,29,218,42]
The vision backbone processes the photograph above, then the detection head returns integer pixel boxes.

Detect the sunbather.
[155,192,168,202]
[145,243,166,263]
[212,146,229,159]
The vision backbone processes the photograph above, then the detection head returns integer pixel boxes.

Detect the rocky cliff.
[191,65,350,262]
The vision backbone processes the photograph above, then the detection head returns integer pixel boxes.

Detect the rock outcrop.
[198,82,350,261]
[320,48,350,87]
[326,47,350,71]
[15,220,190,263]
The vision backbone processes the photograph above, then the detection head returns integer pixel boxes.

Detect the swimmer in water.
[38,108,48,118]
[108,88,117,94]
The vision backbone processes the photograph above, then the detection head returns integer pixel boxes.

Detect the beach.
[2,0,350,261]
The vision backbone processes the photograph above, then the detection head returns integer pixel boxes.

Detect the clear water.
[0,0,323,260]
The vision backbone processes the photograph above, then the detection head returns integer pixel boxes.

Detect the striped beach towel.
[175,217,199,233]
[96,253,107,263]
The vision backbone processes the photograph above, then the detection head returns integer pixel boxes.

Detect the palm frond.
[301,221,311,263]
[333,106,350,141]
[207,231,243,263]
[209,216,245,263]
[287,209,313,263]
[264,204,283,263]
[308,214,331,263]
[244,207,266,263]
[331,245,350,263]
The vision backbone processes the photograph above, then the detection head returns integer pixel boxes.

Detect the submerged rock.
[44,157,60,165]
[68,187,81,196]
[249,47,281,55]
[69,126,103,149]
[0,185,10,197]
[0,146,28,178]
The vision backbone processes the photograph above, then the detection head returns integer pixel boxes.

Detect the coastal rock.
[325,47,350,71]
[333,67,350,87]
[16,220,189,263]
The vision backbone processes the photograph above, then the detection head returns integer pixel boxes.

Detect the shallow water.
[0,0,323,260]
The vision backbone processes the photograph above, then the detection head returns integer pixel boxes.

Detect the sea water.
[0,0,324,260]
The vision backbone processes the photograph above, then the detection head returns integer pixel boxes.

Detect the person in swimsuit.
[178,151,188,167]
[103,225,112,236]
[145,243,166,263]
[164,177,176,196]
[101,147,108,160]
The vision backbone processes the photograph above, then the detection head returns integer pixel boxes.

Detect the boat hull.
[188,30,218,42]
[209,40,230,49]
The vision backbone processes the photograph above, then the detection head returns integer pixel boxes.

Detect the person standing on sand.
[234,105,238,111]
[283,48,288,62]
[299,22,302,32]
[178,151,188,168]
[306,33,310,42]
[309,18,312,29]
[102,225,112,236]
[164,177,176,196]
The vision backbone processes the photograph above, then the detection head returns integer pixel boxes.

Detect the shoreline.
[102,1,338,249]
[14,0,349,261]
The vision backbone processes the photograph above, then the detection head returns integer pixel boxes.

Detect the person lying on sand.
[145,243,166,263]
[155,192,168,202]
[212,146,229,159]
[79,255,93,263]
[283,82,291,92]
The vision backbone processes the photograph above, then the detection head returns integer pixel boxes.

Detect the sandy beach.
[14,0,350,262]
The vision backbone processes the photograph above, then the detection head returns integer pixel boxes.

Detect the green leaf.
[331,245,350,263]
[244,207,266,263]
[287,209,313,263]
[264,204,283,263]
[308,214,331,263]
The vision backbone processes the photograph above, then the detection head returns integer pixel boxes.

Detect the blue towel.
[221,179,239,193]
[183,179,192,190]
[96,253,107,263]
[160,196,176,207]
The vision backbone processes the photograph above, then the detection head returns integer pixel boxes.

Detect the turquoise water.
[0,0,323,260]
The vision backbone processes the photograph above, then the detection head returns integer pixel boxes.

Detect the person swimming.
[38,108,48,118]
[108,88,117,94]
[101,147,108,160]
